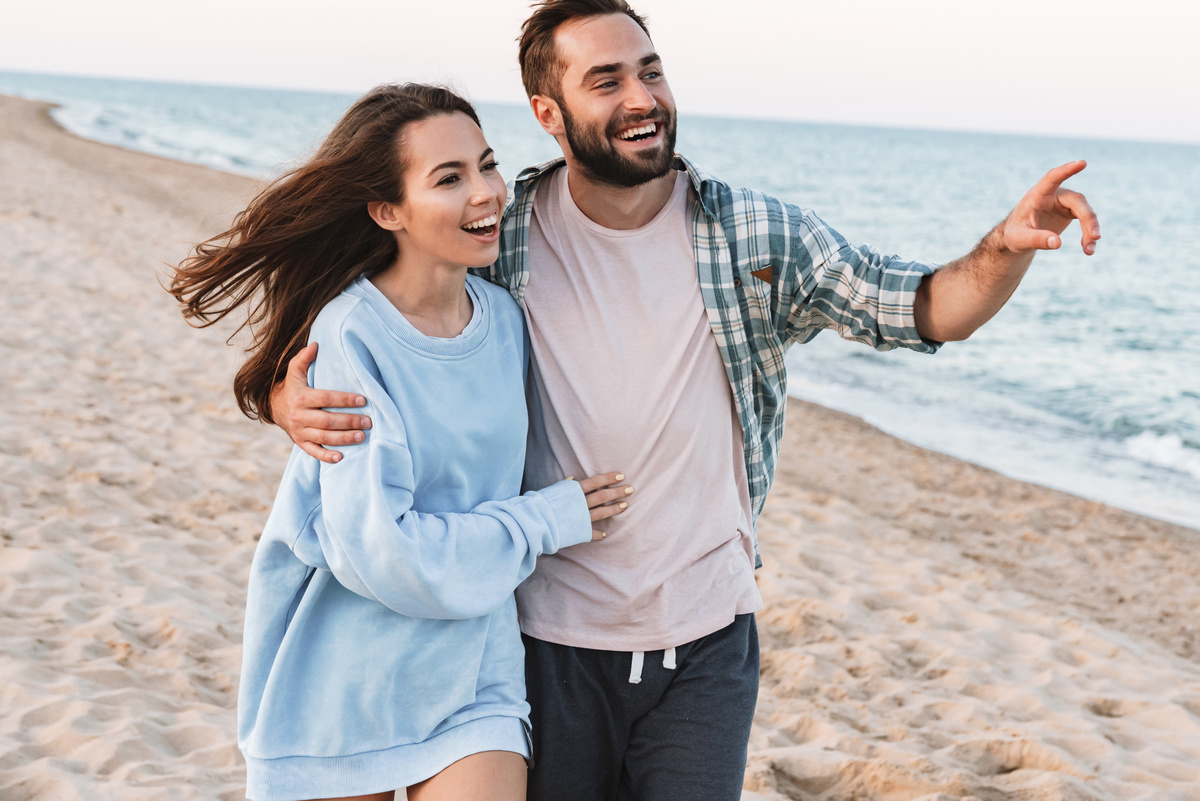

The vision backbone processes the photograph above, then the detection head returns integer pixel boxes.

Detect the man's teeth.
[462,214,497,231]
[617,123,657,140]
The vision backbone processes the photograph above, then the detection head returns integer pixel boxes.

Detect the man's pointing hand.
[1001,159,1101,256]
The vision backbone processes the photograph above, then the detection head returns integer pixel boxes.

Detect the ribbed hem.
[244,715,528,801]
[535,480,593,550]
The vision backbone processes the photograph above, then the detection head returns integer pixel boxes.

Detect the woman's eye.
[482,161,499,172]
[437,174,460,186]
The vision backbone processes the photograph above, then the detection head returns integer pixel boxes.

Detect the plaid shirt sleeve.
[779,204,941,353]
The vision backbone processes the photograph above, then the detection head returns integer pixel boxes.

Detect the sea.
[2,70,1197,531]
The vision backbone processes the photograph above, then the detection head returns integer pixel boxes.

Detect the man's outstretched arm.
[914,160,1100,342]
[270,342,371,463]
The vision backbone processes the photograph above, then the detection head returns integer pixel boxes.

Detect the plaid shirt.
[474,154,939,566]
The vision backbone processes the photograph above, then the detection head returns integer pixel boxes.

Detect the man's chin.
[583,165,670,188]
[586,151,674,187]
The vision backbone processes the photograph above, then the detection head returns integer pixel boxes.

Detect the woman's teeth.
[617,123,657,141]
[462,214,498,233]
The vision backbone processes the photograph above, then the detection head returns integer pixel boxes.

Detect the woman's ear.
[367,200,405,232]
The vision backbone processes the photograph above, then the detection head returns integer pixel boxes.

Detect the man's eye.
[644,71,662,80]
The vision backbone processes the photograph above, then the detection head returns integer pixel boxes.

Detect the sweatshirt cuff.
[535,480,593,551]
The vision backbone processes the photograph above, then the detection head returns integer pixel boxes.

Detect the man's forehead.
[555,14,656,78]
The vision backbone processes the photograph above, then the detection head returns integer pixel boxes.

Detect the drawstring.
[628,648,678,684]
[628,652,645,684]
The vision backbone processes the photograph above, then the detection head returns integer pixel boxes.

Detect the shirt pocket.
[737,262,778,332]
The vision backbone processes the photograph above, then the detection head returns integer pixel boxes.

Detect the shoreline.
[3,92,1200,800]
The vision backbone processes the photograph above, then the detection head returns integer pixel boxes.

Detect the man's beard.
[559,99,677,188]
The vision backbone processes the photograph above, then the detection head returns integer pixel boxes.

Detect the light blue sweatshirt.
[237,274,592,800]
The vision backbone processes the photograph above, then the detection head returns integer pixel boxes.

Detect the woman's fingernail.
[601,532,607,539]
[566,476,574,481]
[619,502,627,509]
[624,487,634,495]
[615,473,625,481]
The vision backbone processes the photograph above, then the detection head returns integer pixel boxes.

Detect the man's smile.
[615,122,658,142]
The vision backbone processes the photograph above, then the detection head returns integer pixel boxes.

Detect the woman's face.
[392,111,507,271]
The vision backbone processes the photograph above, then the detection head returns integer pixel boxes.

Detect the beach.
[1,92,1198,800]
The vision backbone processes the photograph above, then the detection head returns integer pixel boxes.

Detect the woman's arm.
[310,440,623,620]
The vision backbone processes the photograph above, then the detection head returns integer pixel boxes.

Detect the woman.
[169,84,630,801]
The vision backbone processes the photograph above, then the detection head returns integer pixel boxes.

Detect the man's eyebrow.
[427,149,494,177]
[581,62,621,82]
[580,53,661,83]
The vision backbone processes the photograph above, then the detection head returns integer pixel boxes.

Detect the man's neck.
[564,164,677,231]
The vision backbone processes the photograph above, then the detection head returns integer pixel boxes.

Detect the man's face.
[550,13,677,188]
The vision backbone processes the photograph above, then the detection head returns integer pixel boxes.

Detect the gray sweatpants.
[523,614,759,801]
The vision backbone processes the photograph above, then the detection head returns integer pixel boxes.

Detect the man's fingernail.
[354,432,364,442]
[360,417,372,428]
[625,487,634,495]
[615,473,625,481]
[356,396,366,406]
[332,453,342,462]
[1086,243,1095,254]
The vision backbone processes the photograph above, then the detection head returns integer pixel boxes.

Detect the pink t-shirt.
[516,167,763,651]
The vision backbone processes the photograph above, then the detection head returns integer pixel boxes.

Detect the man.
[270,1,1100,798]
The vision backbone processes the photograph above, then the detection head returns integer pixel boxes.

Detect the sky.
[4,0,1199,144]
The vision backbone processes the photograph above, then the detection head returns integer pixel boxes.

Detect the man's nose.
[622,79,656,114]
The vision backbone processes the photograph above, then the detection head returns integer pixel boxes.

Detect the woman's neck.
[369,258,473,339]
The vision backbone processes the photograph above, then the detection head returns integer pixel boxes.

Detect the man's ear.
[367,200,405,232]
[530,95,565,137]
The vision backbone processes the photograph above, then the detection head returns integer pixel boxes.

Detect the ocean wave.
[1124,432,1200,481]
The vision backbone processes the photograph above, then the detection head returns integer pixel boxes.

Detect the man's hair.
[518,0,651,100]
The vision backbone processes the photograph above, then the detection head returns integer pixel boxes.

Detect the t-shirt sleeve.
[295,310,592,620]
[782,207,941,353]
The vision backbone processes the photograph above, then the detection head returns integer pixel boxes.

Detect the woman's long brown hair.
[169,84,481,423]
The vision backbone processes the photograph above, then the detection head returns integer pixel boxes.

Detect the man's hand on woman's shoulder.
[270,342,372,463]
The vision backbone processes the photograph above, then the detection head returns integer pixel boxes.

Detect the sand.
[1,93,1198,801]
